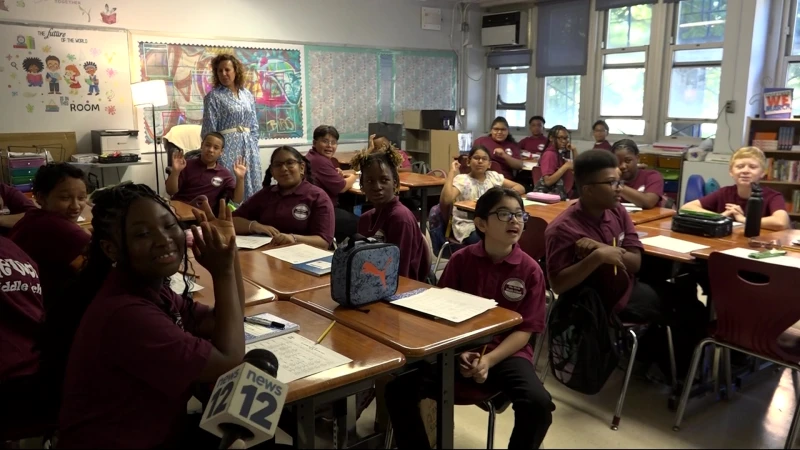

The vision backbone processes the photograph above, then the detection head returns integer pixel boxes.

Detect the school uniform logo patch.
[502,278,526,302]
[538,144,545,151]
[618,232,625,243]
[292,203,310,221]
[637,185,645,192]
[211,176,223,187]
[505,148,512,155]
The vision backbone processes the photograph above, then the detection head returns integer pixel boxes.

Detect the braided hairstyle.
[547,125,570,151]
[40,183,195,387]
[350,146,401,195]
[262,146,313,188]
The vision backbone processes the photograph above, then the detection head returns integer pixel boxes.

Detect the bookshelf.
[745,117,800,220]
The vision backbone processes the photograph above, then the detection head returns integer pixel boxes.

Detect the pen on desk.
[244,316,286,330]
[477,345,487,366]
[316,320,336,345]
[612,238,617,276]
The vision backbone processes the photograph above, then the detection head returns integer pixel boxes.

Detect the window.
[544,75,581,130]
[664,0,726,136]
[783,0,800,116]
[495,68,528,128]
[597,5,653,136]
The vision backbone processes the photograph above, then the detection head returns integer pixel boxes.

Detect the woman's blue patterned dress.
[201,85,262,200]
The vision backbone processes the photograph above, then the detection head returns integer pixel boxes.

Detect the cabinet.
[744,117,800,220]
[404,128,466,173]
[638,151,685,205]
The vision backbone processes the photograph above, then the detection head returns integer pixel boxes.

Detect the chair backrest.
[708,252,800,360]
[531,166,543,186]
[562,169,574,194]
[683,174,706,204]
[427,169,446,179]
[518,216,548,262]
[412,160,430,174]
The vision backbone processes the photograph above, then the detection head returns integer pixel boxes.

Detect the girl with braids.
[54,184,247,449]
[534,125,575,199]
[232,145,334,249]
[351,147,430,281]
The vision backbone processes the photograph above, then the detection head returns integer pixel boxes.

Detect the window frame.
[493,66,529,132]
[779,0,800,115]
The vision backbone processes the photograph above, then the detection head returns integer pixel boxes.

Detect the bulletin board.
[132,35,306,146]
[0,24,134,142]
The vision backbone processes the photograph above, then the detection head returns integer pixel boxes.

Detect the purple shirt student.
[593,140,613,151]
[357,196,430,282]
[306,148,345,207]
[625,169,664,207]
[474,135,521,179]
[699,185,786,217]
[545,202,642,313]
[171,157,235,206]
[57,270,214,449]
[0,184,37,235]
[519,135,549,155]
[538,148,565,177]
[233,180,335,245]
[438,243,546,362]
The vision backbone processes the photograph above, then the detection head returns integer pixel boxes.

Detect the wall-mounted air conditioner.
[481,11,528,47]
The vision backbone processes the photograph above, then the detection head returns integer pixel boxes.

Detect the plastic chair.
[673,253,800,449]
[531,166,543,187]
[683,174,706,204]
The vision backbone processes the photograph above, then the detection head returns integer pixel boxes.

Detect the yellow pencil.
[477,344,488,365]
[612,238,617,276]
[316,320,336,345]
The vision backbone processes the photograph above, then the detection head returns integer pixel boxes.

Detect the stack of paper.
[621,203,642,213]
[236,235,273,249]
[352,180,361,191]
[390,288,497,323]
[169,274,203,294]
[640,235,709,253]
[263,244,333,265]
[721,248,800,269]
[244,312,300,344]
[245,333,352,384]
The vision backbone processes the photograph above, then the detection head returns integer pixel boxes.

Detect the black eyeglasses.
[586,180,624,189]
[488,210,530,223]
[272,160,299,170]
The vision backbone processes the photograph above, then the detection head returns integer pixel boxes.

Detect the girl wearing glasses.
[385,186,554,450]
[473,116,523,179]
[441,145,525,245]
[232,146,334,249]
[535,125,576,199]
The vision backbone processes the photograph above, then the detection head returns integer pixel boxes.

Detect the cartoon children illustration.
[45,55,61,94]
[23,57,44,88]
[83,61,99,95]
[64,64,81,95]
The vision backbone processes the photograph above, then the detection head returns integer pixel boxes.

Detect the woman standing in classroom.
[202,54,261,201]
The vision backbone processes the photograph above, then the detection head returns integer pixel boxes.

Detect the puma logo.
[361,258,393,287]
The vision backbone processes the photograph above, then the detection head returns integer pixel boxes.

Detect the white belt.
[219,126,250,135]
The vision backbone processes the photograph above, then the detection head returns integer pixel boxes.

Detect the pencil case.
[671,211,732,238]
[331,236,399,307]
[526,192,561,204]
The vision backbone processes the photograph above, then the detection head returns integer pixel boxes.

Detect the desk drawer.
[11,167,38,178]
[13,183,32,193]
[639,154,658,168]
[8,157,45,169]
[12,175,35,185]
[658,156,682,169]
[100,135,139,152]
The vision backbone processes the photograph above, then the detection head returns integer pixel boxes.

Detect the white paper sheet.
[245,333,352,384]
[640,235,710,253]
[390,288,497,323]
[169,274,203,294]
[721,247,800,269]
[263,244,333,264]
[522,161,537,170]
[523,199,547,207]
[236,235,273,249]
[352,181,361,191]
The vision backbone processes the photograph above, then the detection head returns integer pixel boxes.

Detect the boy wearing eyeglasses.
[545,149,663,322]
[385,186,554,450]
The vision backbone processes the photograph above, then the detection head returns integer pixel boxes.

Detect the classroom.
[2,0,800,449]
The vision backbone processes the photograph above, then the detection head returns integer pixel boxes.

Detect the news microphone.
[200,349,289,449]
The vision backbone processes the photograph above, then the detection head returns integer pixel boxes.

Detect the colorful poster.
[135,36,306,145]
[763,88,794,119]
[0,24,133,138]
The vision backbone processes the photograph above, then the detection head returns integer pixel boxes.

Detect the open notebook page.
[245,333,352,384]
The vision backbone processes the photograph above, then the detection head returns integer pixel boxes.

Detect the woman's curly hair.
[210,53,245,90]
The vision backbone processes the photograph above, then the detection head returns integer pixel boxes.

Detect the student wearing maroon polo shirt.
[351,147,430,281]
[9,163,90,308]
[0,236,54,440]
[613,139,664,209]
[545,149,664,321]
[0,183,37,234]
[535,125,575,198]
[683,146,790,231]
[232,146,334,249]
[366,133,412,172]
[592,120,613,151]
[305,125,359,242]
[518,115,549,155]
[166,132,247,208]
[385,187,554,450]
[54,186,246,449]
[473,116,523,179]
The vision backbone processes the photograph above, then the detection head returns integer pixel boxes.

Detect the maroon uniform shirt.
[473,136,521,180]
[0,184,37,235]
[699,185,786,217]
[306,148,345,207]
[624,169,664,207]
[171,157,235,206]
[519,135,549,155]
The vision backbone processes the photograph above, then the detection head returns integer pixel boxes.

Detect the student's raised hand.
[192,198,236,242]
[450,160,462,174]
[172,151,187,172]
[233,156,247,179]
[595,245,626,271]
[190,222,236,276]
[271,233,297,246]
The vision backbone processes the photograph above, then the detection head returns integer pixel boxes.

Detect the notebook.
[263,244,333,264]
[291,255,333,276]
[390,288,497,323]
[244,312,300,344]
[245,333,352,384]
[236,235,273,249]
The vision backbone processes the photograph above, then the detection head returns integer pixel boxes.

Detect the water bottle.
[744,183,763,238]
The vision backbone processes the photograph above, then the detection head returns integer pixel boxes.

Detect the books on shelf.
[778,127,796,150]
[765,158,800,182]
[793,190,800,213]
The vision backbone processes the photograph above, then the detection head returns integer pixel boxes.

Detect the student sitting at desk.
[166,132,247,210]
[535,125,575,198]
[473,116,523,179]
[613,139,664,209]
[351,147,430,281]
[385,187,554,450]
[518,115,549,155]
[592,120,613,151]
[305,125,359,242]
[682,146,790,231]
[0,183,37,235]
[441,145,525,245]
[53,187,246,448]
[365,133,412,172]
[9,163,90,309]
[232,146,334,249]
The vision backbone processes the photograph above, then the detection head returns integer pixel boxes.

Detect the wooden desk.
[238,244,331,301]
[245,301,404,449]
[758,229,800,252]
[399,172,446,233]
[186,258,275,308]
[78,200,196,229]
[348,185,410,195]
[635,225,740,262]
[290,277,523,449]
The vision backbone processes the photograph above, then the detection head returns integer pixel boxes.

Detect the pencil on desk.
[612,238,617,276]
[316,320,336,345]
[477,345,487,365]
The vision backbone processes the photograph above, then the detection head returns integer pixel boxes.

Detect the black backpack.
[548,286,621,395]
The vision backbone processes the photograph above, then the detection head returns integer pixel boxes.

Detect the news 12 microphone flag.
[200,361,289,447]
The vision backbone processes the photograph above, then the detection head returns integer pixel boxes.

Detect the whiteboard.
[0,24,134,148]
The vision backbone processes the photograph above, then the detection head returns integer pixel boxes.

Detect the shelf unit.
[745,117,800,219]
